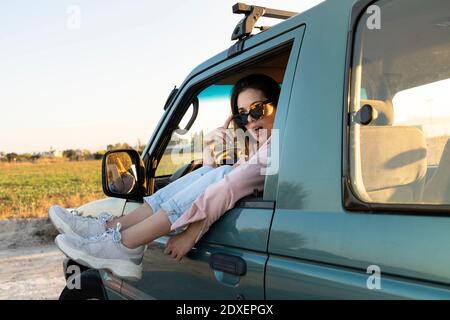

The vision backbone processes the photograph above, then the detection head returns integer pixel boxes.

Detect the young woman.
[49,74,280,281]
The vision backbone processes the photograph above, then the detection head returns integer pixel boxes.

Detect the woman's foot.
[55,223,144,281]
[49,205,113,238]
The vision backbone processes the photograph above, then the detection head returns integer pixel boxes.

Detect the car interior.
[352,0,450,205]
[150,46,293,204]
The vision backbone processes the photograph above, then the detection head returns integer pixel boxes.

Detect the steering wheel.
[153,146,241,193]
[214,146,241,166]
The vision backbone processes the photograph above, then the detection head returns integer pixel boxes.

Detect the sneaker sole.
[48,207,78,237]
[55,236,142,282]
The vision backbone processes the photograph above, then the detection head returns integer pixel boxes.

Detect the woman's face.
[237,88,277,143]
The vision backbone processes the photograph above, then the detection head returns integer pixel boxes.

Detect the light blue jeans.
[143,165,234,229]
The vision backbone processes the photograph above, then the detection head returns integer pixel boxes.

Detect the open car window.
[155,85,233,177]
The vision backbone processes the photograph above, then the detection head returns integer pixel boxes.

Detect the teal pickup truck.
[59,0,450,299]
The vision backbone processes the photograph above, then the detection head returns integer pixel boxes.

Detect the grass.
[0,160,104,219]
[0,150,202,219]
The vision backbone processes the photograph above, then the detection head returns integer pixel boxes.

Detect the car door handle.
[209,253,247,276]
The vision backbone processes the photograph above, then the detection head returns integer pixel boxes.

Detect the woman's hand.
[203,114,235,167]
[164,220,204,261]
[164,231,196,262]
[204,114,235,146]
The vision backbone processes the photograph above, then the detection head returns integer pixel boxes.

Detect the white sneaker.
[49,205,113,238]
[55,223,144,281]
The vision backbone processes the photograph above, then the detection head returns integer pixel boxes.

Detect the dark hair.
[230,74,281,128]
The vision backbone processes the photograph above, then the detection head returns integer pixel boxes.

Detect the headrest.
[360,100,394,126]
[360,126,427,191]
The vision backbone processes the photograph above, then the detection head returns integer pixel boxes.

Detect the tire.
[59,269,108,300]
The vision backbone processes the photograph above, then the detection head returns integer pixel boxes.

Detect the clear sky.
[0,0,324,154]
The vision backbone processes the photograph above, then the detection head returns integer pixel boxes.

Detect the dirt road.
[0,218,66,300]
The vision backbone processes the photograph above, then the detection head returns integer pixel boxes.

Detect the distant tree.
[119,142,131,149]
[63,149,76,159]
[94,150,107,160]
[62,149,86,161]
[31,153,41,161]
[6,153,18,163]
[19,153,33,161]
[107,143,132,151]
[74,149,83,161]
[82,149,92,160]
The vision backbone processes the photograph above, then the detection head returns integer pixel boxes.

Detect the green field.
[0,160,104,219]
[0,148,220,219]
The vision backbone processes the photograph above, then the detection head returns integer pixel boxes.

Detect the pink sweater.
[170,139,271,243]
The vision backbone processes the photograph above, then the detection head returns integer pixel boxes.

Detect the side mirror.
[102,149,147,200]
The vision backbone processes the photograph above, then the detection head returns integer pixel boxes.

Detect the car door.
[266,0,450,299]
[114,26,306,300]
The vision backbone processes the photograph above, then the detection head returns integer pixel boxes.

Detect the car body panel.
[266,0,450,294]
[76,197,126,218]
[266,256,450,299]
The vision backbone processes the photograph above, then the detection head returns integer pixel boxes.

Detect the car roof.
[180,0,349,86]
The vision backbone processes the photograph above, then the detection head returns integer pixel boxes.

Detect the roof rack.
[231,2,298,41]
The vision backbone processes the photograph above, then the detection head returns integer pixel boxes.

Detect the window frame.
[342,0,450,215]
[143,37,299,203]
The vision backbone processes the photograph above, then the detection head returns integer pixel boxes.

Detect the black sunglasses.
[234,101,273,127]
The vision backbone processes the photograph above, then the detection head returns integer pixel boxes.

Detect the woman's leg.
[120,165,234,249]
[106,166,214,231]
[106,202,153,230]
[160,165,234,226]
[143,166,214,213]
[121,209,172,248]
